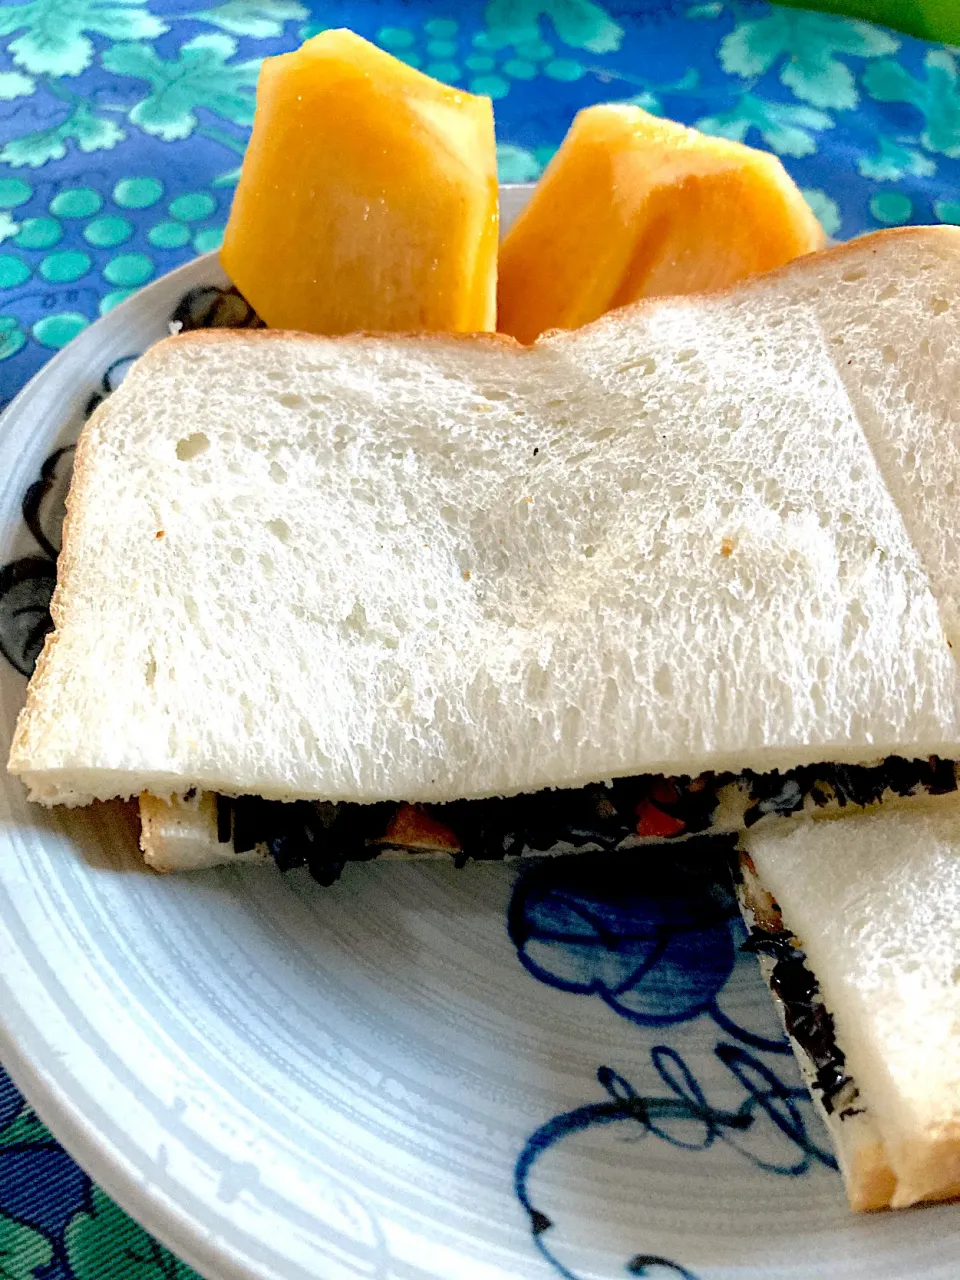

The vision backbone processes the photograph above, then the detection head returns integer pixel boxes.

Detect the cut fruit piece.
[220,29,498,334]
[497,104,826,343]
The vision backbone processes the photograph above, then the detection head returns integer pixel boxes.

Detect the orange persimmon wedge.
[221,29,498,334]
[497,104,826,343]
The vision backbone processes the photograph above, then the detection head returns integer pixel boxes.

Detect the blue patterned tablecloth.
[1,0,960,1275]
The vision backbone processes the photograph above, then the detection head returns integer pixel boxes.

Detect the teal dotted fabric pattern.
[1,1,960,401]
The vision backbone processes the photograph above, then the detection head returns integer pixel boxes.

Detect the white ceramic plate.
[1,186,959,1280]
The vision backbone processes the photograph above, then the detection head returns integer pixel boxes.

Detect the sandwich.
[739,800,960,1211]
[9,226,960,883]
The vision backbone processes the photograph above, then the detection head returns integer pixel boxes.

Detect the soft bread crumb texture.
[745,800,960,1209]
[10,228,960,806]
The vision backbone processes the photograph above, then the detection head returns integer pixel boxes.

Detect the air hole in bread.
[618,356,657,376]
[176,432,209,461]
[269,461,287,484]
[841,269,867,283]
[278,393,307,409]
[299,719,318,753]
[878,282,899,302]
[259,553,274,576]
[184,596,199,625]
[881,344,898,365]
[239,693,254,734]
[931,297,950,315]
[144,653,157,687]
[230,548,244,565]
[266,519,290,543]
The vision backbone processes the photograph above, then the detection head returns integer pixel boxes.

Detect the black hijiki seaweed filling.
[217,774,721,887]
[740,924,856,1117]
[214,754,955,888]
[740,754,956,827]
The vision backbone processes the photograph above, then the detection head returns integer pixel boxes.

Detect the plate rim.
[0,246,270,1280]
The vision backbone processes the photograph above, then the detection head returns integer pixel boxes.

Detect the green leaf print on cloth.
[497,142,542,181]
[0,1101,57,1151]
[194,1,307,39]
[483,0,623,54]
[697,95,833,157]
[103,33,260,141]
[719,10,898,110]
[863,49,960,158]
[0,99,124,166]
[857,135,936,180]
[800,187,841,236]
[0,0,166,77]
[65,1188,198,1280]
[0,1212,52,1280]
[0,72,35,100]
[0,317,26,360]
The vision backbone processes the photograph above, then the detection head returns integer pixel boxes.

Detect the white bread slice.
[737,851,897,1212]
[10,228,960,807]
[742,802,960,1210]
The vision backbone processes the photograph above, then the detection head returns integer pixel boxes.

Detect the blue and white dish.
[0,185,959,1280]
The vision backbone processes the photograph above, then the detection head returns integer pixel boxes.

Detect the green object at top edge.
[774,0,960,45]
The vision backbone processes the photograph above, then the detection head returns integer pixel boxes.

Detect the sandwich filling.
[204,754,958,884]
